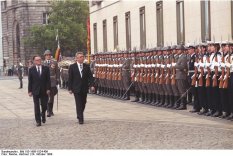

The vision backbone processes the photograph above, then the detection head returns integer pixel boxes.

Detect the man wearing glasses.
[28,55,51,127]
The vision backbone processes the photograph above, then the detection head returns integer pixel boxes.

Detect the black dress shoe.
[219,112,230,119]
[198,109,208,115]
[189,109,200,113]
[226,113,233,120]
[212,111,222,117]
[36,122,41,127]
[47,112,51,117]
[78,120,84,124]
[176,105,187,110]
[42,118,46,123]
[51,112,54,116]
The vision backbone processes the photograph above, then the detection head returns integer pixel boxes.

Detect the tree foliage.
[23,0,89,56]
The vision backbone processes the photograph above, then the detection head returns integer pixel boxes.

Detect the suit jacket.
[175,54,188,80]
[68,63,94,94]
[28,65,51,95]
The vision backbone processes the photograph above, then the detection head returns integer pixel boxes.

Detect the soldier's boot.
[19,83,23,89]
[139,93,145,103]
[172,96,180,109]
[117,89,121,99]
[98,87,102,95]
[47,103,52,117]
[176,97,187,110]
[155,94,160,106]
[131,91,140,102]
[163,95,169,108]
[142,93,147,104]
[126,92,130,100]
[167,95,174,108]
[148,93,154,105]
[157,95,164,107]
[146,93,152,104]
[151,94,156,105]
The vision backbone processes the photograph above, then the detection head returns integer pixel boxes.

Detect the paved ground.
[0,76,233,149]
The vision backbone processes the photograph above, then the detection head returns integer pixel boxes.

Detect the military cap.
[44,50,51,55]
[161,47,168,51]
[176,45,185,50]
[171,45,177,50]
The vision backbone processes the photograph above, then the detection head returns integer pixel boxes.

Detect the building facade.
[89,0,233,53]
[1,0,50,68]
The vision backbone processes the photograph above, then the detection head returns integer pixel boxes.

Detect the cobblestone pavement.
[0,77,233,149]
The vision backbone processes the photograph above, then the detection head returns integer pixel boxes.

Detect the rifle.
[151,67,155,83]
[165,56,171,85]
[212,53,219,87]
[139,67,144,83]
[171,55,176,85]
[146,68,151,84]
[159,57,165,85]
[223,53,231,89]
[191,56,198,86]
[219,54,225,88]
[155,57,160,84]
[143,68,147,83]
[205,55,211,87]
[198,55,204,87]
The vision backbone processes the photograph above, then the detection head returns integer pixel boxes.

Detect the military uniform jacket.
[175,54,188,80]
[43,59,60,87]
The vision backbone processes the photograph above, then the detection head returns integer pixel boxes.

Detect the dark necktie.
[37,66,41,76]
[80,64,83,77]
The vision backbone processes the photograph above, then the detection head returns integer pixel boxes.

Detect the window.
[201,0,211,42]
[1,1,7,10]
[125,11,131,51]
[103,20,107,52]
[42,13,49,25]
[113,16,118,50]
[140,7,146,50]
[156,1,164,47]
[176,0,185,45]
[93,23,98,52]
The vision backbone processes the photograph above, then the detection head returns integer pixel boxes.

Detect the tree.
[23,0,89,56]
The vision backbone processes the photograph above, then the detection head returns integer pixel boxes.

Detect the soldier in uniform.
[174,45,188,110]
[17,61,24,89]
[122,51,131,100]
[43,50,60,117]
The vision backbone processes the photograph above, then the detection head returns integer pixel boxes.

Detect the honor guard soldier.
[43,50,60,117]
[17,61,24,89]
[174,45,188,110]
[122,51,131,100]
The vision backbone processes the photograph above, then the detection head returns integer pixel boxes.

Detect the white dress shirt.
[77,63,83,77]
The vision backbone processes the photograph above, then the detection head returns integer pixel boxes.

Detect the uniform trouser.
[198,86,207,110]
[146,83,152,94]
[142,83,147,94]
[19,78,23,88]
[153,83,158,94]
[123,77,131,96]
[187,74,193,102]
[171,83,179,97]
[138,82,143,94]
[158,84,164,95]
[165,83,173,96]
[193,86,201,110]
[134,82,139,92]
[48,86,58,113]
[229,73,233,113]
[162,84,168,96]
[176,79,188,97]
[211,74,221,112]
[220,88,229,113]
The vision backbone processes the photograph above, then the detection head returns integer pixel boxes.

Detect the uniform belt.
[188,70,195,73]
[122,69,130,71]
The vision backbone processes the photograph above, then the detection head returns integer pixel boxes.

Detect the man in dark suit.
[28,55,51,127]
[68,52,95,124]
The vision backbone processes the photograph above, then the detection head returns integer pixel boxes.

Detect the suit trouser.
[33,93,48,123]
[74,92,87,120]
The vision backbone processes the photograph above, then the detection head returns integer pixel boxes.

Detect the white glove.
[161,65,165,68]
[172,63,176,67]
[220,63,225,68]
[214,62,219,67]
[224,74,228,80]
[225,62,231,68]
[194,62,199,67]
[205,63,211,67]
[157,64,161,67]
[199,63,204,68]
[167,64,171,68]
[152,64,155,68]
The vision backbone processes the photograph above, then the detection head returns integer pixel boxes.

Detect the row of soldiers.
[91,41,233,120]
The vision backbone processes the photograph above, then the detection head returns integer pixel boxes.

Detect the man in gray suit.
[174,45,189,110]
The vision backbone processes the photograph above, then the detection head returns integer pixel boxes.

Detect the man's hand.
[69,90,73,94]
[28,92,32,97]
[46,90,50,95]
